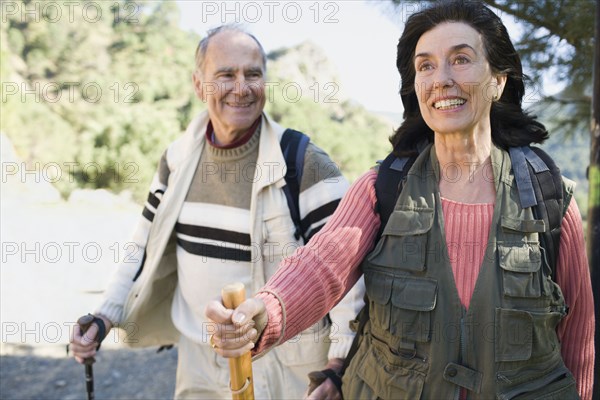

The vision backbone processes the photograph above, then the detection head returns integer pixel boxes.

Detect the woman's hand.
[205,297,267,358]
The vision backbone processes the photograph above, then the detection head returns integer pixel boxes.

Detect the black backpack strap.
[280,129,310,242]
[509,146,564,279]
[340,296,370,376]
[374,152,418,239]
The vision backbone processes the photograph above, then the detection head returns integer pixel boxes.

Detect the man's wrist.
[325,357,344,373]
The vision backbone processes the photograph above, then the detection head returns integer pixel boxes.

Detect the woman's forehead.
[416,22,483,54]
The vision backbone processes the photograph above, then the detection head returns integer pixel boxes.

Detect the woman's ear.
[495,73,507,100]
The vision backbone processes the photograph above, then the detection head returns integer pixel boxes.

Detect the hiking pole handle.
[222,283,254,400]
[77,314,97,400]
[77,314,97,365]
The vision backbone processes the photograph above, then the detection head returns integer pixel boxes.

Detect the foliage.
[2,0,201,201]
[264,84,393,182]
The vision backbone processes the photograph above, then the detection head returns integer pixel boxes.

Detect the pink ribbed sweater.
[257,170,595,399]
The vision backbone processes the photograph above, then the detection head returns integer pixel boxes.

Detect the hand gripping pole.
[222,282,255,400]
[77,314,98,400]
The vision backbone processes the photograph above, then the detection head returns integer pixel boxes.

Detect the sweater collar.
[205,117,261,149]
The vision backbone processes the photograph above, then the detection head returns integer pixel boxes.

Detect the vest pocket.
[345,332,427,400]
[390,277,437,342]
[365,271,437,343]
[364,270,393,335]
[368,209,434,272]
[496,356,578,400]
[497,241,542,297]
[495,308,533,362]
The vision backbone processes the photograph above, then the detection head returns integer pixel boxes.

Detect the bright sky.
[177,0,404,114]
[176,1,563,115]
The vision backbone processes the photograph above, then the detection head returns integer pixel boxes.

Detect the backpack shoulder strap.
[509,146,565,279]
[374,152,419,239]
[280,128,310,242]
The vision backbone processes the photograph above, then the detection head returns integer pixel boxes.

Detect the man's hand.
[205,297,267,358]
[306,379,342,400]
[305,358,344,400]
[69,314,112,363]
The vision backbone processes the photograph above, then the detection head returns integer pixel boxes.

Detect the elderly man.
[69,25,363,399]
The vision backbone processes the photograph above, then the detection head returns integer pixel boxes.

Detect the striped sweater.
[256,170,595,400]
[97,116,361,359]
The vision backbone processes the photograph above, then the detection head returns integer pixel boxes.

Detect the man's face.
[193,31,266,144]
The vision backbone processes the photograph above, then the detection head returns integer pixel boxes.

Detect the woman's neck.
[434,130,496,204]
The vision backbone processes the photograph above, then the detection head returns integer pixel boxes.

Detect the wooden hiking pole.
[221,282,254,400]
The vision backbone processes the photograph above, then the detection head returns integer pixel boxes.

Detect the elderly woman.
[206,1,594,399]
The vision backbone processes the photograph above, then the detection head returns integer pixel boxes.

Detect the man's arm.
[94,151,171,323]
[70,151,171,362]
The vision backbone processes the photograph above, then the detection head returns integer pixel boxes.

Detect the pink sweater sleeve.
[555,199,595,400]
[255,170,380,351]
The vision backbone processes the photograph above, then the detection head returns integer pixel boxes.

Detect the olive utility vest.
[341,145,579,399]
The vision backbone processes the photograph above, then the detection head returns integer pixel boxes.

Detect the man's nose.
[231,76,251,96]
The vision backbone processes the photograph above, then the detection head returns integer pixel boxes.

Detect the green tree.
[1,0,201,200]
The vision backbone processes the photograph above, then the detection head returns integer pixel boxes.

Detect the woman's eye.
[417,62,433,71]
[454,56,470,65]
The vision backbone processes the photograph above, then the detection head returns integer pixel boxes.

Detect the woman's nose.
[433,65,455,89]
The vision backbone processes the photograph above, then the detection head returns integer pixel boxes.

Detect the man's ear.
[192,70,203,100]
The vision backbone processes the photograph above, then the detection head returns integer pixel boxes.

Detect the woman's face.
[413,22,506,137]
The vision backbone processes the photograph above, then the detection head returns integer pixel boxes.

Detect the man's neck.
[206,117,261,149]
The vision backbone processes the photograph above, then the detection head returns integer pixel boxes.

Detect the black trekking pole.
[77,314,105,400]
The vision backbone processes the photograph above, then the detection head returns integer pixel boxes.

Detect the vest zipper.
[496,367,566,400]
[454,307,468,400]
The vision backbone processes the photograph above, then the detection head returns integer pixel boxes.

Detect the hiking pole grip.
[222,283,255,400]
[77,314,97,400]
[77,314,97,365]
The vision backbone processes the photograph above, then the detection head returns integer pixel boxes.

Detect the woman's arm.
[254,170,381,353]
[555,198,595,400]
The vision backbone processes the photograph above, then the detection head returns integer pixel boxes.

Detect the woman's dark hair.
[392,0,548,155]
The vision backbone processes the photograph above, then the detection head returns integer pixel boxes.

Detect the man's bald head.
[194,25,267,74]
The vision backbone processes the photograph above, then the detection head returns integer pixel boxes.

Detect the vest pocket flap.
[365,270,393,305]
[390,277,438,311]
[501,216,546,233]
[383,209,434,236]
[498,242,541,273]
